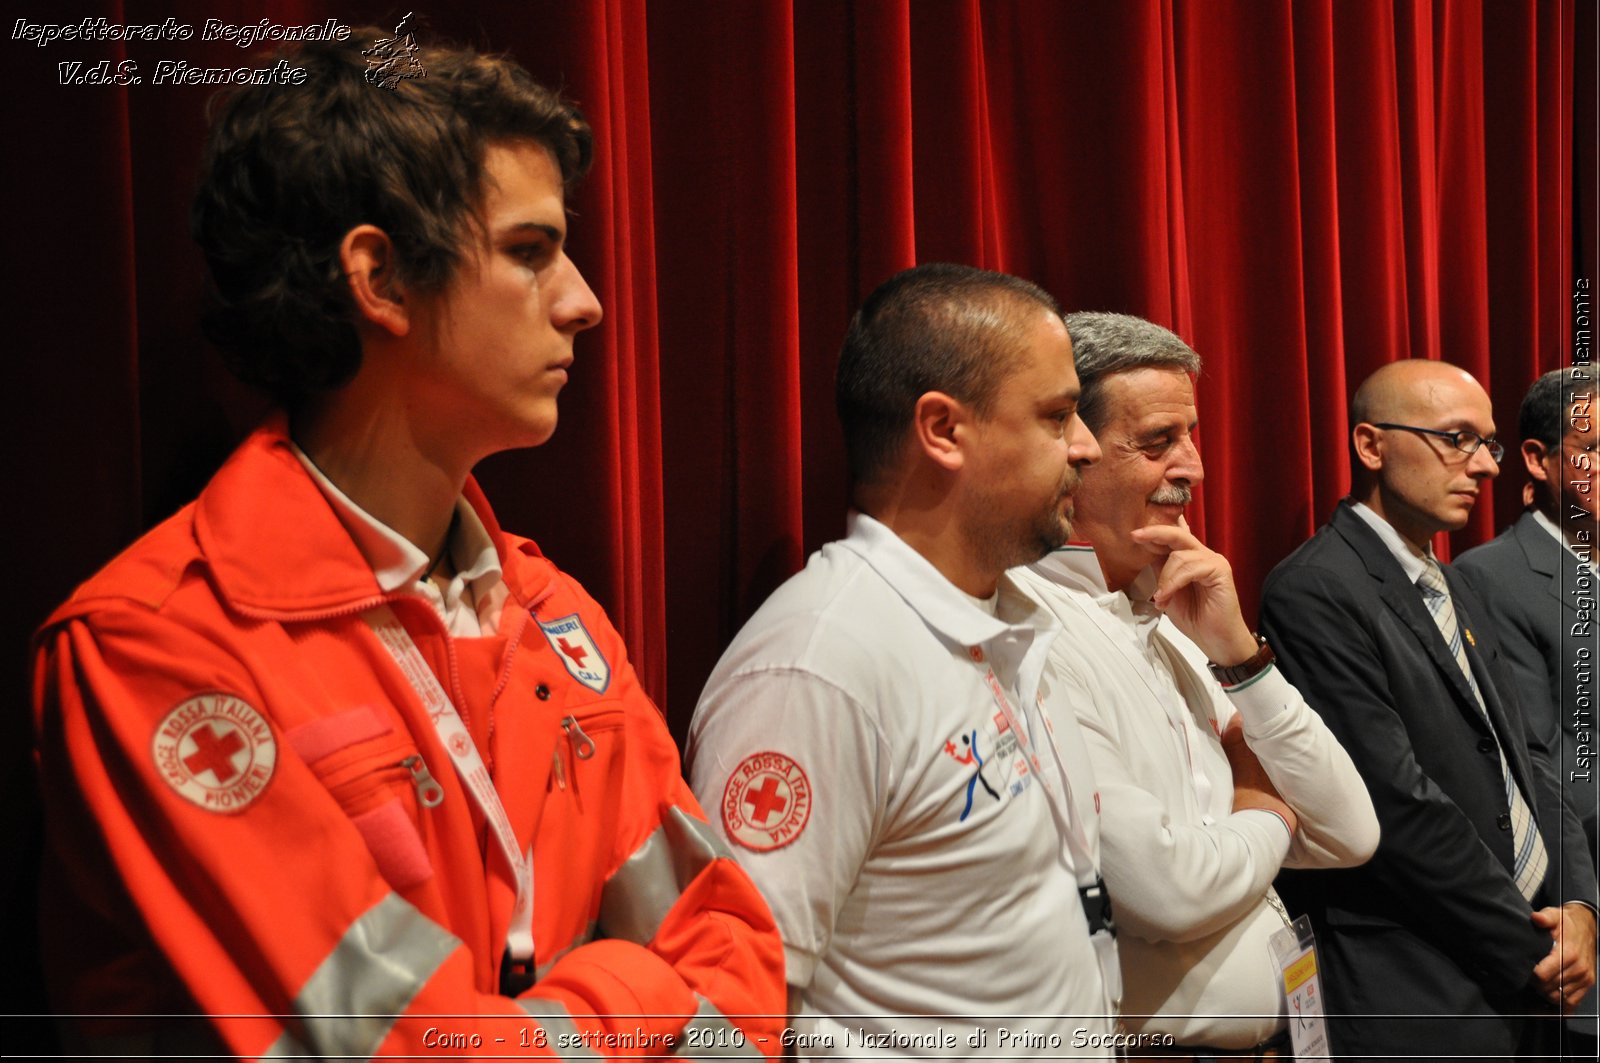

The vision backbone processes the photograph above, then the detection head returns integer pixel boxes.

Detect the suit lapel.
[1330,503,1492,735]
[1511,511,1576,614]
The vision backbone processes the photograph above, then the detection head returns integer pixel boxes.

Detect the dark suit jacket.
[1261,500,1598,1061]
[1458,510,1599,868]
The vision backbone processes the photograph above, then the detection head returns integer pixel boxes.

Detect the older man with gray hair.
[1013,312,1378,1057]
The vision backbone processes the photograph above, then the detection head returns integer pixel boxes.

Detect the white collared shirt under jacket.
[1016,546,1378,1049]
[688,514,1117,1059]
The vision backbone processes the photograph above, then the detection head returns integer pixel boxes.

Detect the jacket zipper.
[562,716,595,760]
[551,716,596,796]
[401,755,444,808]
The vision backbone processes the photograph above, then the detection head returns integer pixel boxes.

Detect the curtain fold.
[1290,0,1354,531]
[14,0,1587,732]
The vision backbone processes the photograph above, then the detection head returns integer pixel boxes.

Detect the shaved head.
[1350,360,1489,429]
[1348,359,1500,548]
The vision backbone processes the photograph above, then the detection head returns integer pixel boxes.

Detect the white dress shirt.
[1016,546,1378,1048]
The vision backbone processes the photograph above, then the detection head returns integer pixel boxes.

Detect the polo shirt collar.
[843,513,1063,710]
[1032,544,1163,639]
[839,511,1057,650]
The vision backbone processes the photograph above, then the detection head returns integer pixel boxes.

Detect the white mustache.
[1148,485,1192,506]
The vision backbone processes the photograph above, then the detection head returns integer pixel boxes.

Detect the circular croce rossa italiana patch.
[151,693,277,813]
[721,750,812,852]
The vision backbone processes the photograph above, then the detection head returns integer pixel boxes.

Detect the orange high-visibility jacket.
[32,421,785,1060]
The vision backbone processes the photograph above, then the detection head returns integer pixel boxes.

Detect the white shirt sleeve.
[1212,662,1382,869]
[1049,635,1292,943]
[686,666,889,989]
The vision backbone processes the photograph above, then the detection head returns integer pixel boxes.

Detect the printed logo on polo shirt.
[537,613,611,693]
[942,709,1030,822]
[152,693,277,813]
[722,751,811,851]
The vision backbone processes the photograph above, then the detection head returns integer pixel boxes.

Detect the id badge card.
[1269,914,1329,1059]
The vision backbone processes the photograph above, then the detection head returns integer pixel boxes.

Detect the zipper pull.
[562,716,596,760]
[402,755,444,808]
[551,747,566,791]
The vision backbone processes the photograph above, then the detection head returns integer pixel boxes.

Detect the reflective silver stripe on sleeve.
[258,1031,310,1059]
[599,806,731,945]
[665,803,736,864]
[671,994,763,1058]
[518,998,604,1060]
[260,891,460,1059]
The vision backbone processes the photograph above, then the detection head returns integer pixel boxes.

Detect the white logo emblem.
[151,694,277,813]
[537,614,611,693]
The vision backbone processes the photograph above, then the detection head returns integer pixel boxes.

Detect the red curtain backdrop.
[6,0,1593,1031]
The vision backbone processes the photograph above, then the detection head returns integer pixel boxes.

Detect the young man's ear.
[913,391,972,473]
[340,225,409,336]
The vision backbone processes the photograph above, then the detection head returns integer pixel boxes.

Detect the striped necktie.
[1416,559,1548,902]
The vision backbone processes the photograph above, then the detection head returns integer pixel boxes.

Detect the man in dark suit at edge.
[1260,359,1597,1060]
[1458,366,1599,1057]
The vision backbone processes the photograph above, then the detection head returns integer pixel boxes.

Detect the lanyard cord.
[366,605,536,962]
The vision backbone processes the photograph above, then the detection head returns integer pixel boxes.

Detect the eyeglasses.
[1372,422,1504,463]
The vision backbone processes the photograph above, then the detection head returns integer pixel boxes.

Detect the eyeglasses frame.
[1370,422,1505,463]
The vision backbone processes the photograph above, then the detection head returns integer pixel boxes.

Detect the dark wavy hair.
[191,28,593,409]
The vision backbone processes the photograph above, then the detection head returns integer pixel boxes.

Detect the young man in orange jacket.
[32,29,785,1059]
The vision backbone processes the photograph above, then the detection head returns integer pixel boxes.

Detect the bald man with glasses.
[1261,360,1597,1061]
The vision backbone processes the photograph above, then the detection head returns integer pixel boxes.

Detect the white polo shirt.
[1017,546,1378,1048]
[687,513,1116,1058]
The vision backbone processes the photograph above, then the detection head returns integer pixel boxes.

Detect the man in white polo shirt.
[687,264,1119,1057]
[1013,313,1378,1058]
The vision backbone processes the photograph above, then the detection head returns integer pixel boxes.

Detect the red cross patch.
[152,694,276,813]
[721,751,812,852]
[536,613,611,693]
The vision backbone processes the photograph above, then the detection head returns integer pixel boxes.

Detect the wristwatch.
[1208,633,1276,687]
